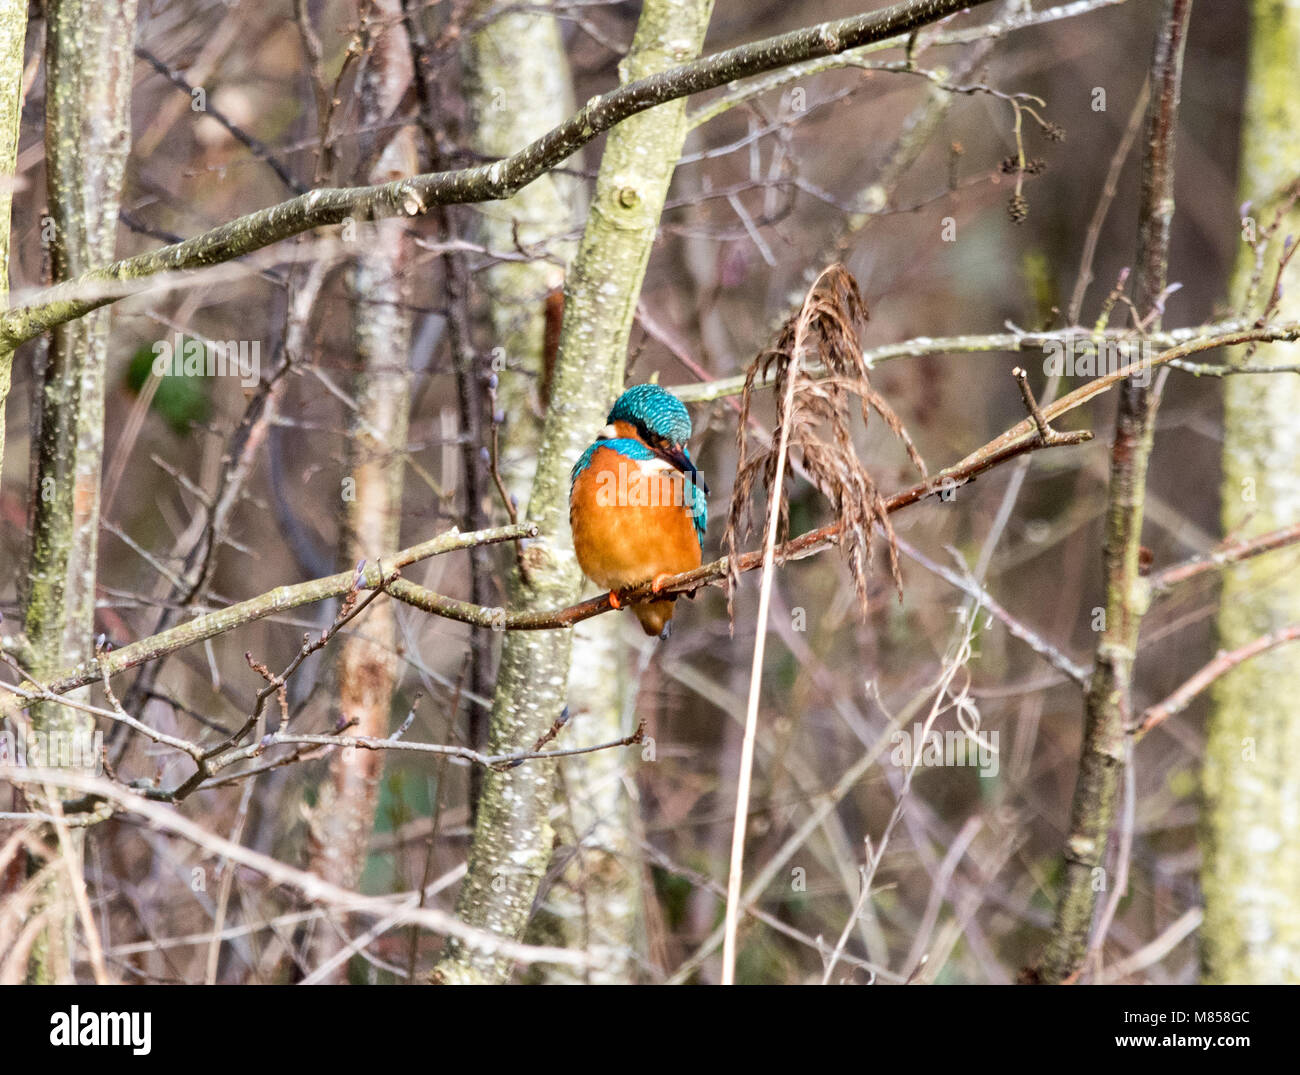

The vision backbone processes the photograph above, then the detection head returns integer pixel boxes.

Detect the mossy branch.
[9,523,537,697]
[1039,0,1193,985]
[0,0,993,349]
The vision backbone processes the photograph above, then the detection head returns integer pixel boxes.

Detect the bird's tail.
[633,599,676,637]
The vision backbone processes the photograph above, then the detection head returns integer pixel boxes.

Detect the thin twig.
[2,0,998,348]
[1148,520,1300,595]
[1135,624,1300,738]
[0,768,599,970]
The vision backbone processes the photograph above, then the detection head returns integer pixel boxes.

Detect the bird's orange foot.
[650,573,673,594]
[608,590,622,609]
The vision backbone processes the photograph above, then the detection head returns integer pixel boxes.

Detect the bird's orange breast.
[570,445,702,592]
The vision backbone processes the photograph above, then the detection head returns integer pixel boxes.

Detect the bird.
[569,384,708,636]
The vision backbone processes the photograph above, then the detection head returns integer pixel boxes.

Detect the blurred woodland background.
[2,0,1299,985]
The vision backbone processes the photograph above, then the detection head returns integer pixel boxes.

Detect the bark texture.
[305,0,415,980]
[1040,0,1191,983]
[0,0,27,480]
[435,0,715,983]
[23,0,137,983]
[462,3,644,983]
[1202,0,1300,985]
[464,0,576,494]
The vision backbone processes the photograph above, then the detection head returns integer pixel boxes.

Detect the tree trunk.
[1040,0,1191,983]
[0,0,28,481]
[434,0,715,983]
[304,0,415,981]
[1202,0,1300,985]
[464,0,644,986]
[464,0,577,499]
[22,0,137,983]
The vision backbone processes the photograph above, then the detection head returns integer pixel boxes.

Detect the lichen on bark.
[0,0,27,481]
[22,0,138,983]
[1203,0,1300,986]
[435,0,716,983]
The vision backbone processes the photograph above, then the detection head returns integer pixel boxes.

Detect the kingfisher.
[570,384,708,637]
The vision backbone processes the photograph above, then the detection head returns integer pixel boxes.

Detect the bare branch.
[0,768,601,970]
[1136,624,1300,738]
[0,0,994,348]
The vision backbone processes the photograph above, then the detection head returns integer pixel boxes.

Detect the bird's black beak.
[660,442,709,495]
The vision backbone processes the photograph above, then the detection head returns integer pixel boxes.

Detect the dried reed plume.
[724,264,926,622]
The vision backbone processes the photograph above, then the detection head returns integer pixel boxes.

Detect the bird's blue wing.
[687,472,707,549]
[676,445,707,549]
[570,442,599,488]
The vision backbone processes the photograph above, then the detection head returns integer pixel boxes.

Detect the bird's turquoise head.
[607,384,692,446]
[603,384,707,494]
[605,382,707,483]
